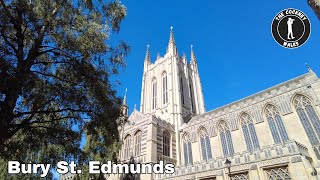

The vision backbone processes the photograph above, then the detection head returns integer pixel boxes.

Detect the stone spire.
[169,26,175,45]
[167,26,177,54]
[190,44,196,62]
[145,45,151,62]
[121,88,128,117]
[123,88,127,105]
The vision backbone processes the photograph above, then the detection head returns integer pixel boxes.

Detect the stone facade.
[112,29,320,180]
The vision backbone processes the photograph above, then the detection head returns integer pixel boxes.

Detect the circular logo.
[272,8,311,49]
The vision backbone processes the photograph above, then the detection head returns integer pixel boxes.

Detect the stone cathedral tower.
[139,27,205,165]
[140,27,205,121]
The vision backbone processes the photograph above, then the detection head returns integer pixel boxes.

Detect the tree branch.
[14,108,91,118]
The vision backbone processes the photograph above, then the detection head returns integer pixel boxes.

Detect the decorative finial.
[191,44,196,62]
[134,104,137,110]
[168,26,175,44]
[145,45,151,62]
[305,63,312,72]
[123,88,127,105]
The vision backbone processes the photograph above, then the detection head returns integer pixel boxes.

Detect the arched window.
[240,113,260,151]
[152,78,157,110]
[162,72,168,104]
[134,131,142,156]
[124,135,131,159]
[218,121,234,157]
[294,94,320,145]
[265,104,289,144]
[163,131,170,156]
[199,128,212,161]
[183,134,193,165]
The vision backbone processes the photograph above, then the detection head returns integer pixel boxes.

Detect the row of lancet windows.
[183,94,320,165]
[152,72,169,110]
[123,130,171,159]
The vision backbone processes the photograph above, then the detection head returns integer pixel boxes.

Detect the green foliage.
[0,0,130,177]
[121,156,140,180]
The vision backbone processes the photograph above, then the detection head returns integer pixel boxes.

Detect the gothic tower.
[139,27,205,165]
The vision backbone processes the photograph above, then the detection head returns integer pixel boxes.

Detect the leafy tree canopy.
[0,0,129,170]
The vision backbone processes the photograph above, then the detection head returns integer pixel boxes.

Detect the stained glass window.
[134,131,142,156]
[240,113,260,151]
[230,173,249,180]
[265,104,289,144]
[265,166,291,180]
[162,72,168,104]
[163,131,170,157]
[199,128,212,161]
[294,95,320,145]
[183,134,193,165]
[152,78,157,110]
[124,135,131,159]
[218,121,234,157]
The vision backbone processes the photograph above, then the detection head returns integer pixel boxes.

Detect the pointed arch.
[198,127,212,161]
[162,72,168,105]
[240,113,260,151]
[264,104,289,144]
[293,94,320,145]
[134,130,142,156]
[151,77,157,110]
[218,120,234,157]
[182,132,193,165]
[124,134,132,159]
[163,130,171,157]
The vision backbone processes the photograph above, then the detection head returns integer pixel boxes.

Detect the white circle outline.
[271,8,311,49]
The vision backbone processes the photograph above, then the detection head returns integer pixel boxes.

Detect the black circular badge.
[272,8,311,49]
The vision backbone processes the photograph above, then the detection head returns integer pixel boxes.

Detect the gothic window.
[134,131,142,156]
[124,135,131,159]
[183,134,193,165]
[240,113,260,151]
[162,72,168,105]
[199,128,212,161]
[230,173,249,180]
[264,166,291,180]
[152,78,157,110]
[265,104,289,144]
[180,77,184,105]
[163,131,170,157]
[294,94,320,145]
[218,121,234,157]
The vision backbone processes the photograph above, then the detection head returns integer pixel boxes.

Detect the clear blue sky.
[114,0,320,113]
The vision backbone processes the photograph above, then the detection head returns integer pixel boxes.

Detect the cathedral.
[112,28,320,180]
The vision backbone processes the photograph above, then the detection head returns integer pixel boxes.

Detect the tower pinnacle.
[191,44,196,62]
[305,63,315,74]
[169,26,175,44]
[121,88,128,117]
[145,45,151,62]
[123,88,128,106]
[167,26,177,54]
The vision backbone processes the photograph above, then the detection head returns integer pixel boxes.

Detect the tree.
[0,0,129,167]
